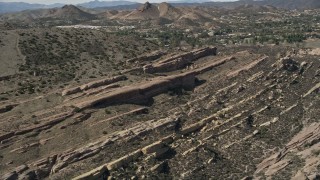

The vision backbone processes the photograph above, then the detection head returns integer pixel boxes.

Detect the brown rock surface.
[143,47,217,73]
[255,123,320,178]
[62,75,127,96]
[74,71,196,110]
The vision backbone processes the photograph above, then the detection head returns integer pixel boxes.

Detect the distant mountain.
[0,2,64,14]
[119,2,183,20]
[100,0,320,11]
[123,1,160,20]
[93,3,141,10]
[258,0,320,10]
[78,0,137,8]
[0,0,319,14]
[51,5,96,19]
[0,1,138,14]
[169,0,213,3]
[203,0,320,10]
[0,5,96,22]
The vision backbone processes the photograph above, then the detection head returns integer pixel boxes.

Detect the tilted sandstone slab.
[107,149,143,170]
[74,71,196,110]
[193,56,235,75]
[15,111,74,135]
[80,75,127,91]
[142,141,165,154]
[90,107,148,127]
[227,56,268,77]
[0,111,74,142]
[180,122,205,135]
[126,50,166,63]
[72,165,107,180]
[62,75,127,96]
[303,82,320,97]
[143,47,217,73]
[73,136,175,179]
[61,87,81,97]
[255,123,320,176]
[0,117,179,179]
[49,117,179,174]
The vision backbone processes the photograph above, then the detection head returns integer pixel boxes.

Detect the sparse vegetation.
[0,2,319,180]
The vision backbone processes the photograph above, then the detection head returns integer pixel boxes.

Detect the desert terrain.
[0,1,319,179]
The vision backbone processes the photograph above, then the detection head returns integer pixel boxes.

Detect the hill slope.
[0,5,96,22]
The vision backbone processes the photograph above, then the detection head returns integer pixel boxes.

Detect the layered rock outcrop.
[62,75,127,96]
[126,50,166,64]
[255,123,320,178]
[75,71,196,110]
[143,47,217,73]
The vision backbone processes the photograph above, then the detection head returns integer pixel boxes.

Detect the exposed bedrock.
[75,71,196,110]
[126,50,166,64]
[62,75,127,96]
[255,123,320,178]
[143,47,217,73]
[0,111,74,143]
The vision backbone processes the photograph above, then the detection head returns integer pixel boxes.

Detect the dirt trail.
[14,32,26,65]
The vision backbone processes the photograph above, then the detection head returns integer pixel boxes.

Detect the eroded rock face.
[62,75,127,96]
[138,1,152,12]
[254,123,320,178]
[75,71,196,110]
[143,47,217,74]
[126,50,166,64]
[2,46,319,180]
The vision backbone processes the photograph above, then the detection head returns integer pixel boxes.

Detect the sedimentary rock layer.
[75,71,196,110]
[143,47,217,73]
[62,75,127,96]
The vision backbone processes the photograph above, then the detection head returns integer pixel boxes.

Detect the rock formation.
[255,123,320,179]
[143,47,217,73]
[74,71,196,110]
[62,75,127,96]
[126,50,166,64]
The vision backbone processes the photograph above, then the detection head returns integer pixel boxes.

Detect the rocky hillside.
[0,5,96,22]
[49,5,96,20]
[0,44,319,179]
